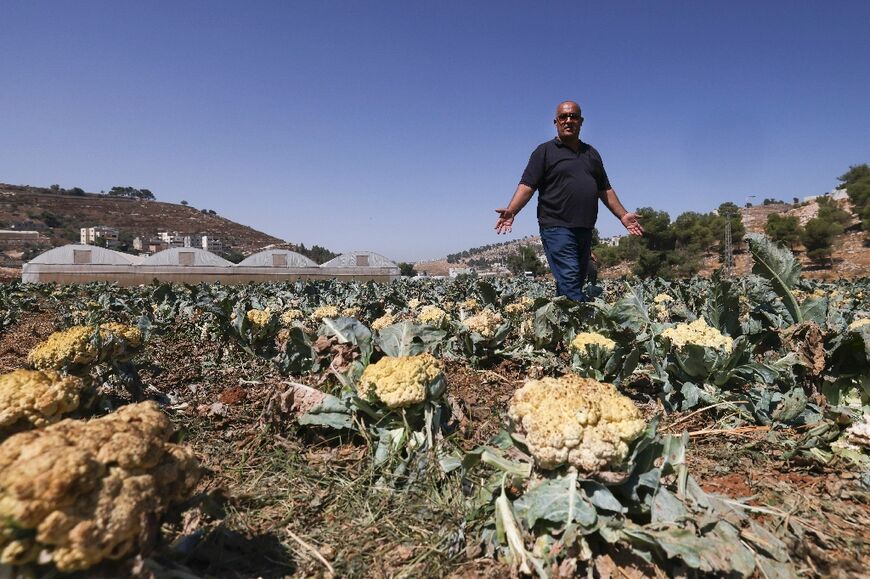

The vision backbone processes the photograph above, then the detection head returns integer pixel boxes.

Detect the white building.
[80,226,119,247]
[201,235,223,252]
[602,235,622,247]
[157,231,191,248]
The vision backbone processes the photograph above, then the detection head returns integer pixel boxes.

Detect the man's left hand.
[621,212,644,236]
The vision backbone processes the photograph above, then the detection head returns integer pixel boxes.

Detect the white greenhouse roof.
[320,251,399,269]
[27,244,136,265]
[237,249,318,268]
[140,247,233,267]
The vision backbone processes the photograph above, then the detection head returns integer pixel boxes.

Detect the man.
[494,101,643,301]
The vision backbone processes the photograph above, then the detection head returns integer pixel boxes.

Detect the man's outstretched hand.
[621,212,644,236]
[494,208,514,234]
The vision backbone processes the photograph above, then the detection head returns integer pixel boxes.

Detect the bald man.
[495,101,643,301]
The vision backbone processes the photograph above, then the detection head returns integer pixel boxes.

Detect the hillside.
[0,183,287,270]
[419,199,869,279]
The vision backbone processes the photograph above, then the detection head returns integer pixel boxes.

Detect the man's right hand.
[494,208,514,234]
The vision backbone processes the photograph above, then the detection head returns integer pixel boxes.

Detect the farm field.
[0,235,868,578]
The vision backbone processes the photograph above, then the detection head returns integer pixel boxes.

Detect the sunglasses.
[557,113,582,121]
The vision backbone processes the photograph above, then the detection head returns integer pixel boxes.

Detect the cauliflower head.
[0,401,199,571]
[312,305,339,321]
[341,306,361,318]
[463,309,504,339]
[570,332,616,353]
[458,298,480,313]
[653,293,673,304]
[245,308,274,329]
[280,308,304,326]
[357,353,445,409]
[661,319,733,352]
[848,317,870,332]
[371,312,397,331]
[508,375,646,472]
[504,297,533,316]
[27,324,143,371]
[0,370,84,436]
[417,305,449,326]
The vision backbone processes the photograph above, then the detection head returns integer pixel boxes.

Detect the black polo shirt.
[519,138,611,229]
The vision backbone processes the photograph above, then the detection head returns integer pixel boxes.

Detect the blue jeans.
[539,226,593,302]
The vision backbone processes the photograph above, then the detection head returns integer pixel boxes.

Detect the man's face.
[554,103,583,141]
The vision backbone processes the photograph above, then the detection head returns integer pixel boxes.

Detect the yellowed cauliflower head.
[463,309,504,338]
[341,306,361,318]
[312,305,339,321]
[661,319,733,352]
[570,332,616,353]
[508,375,646,472]
[848,317,870,331]
[357,354,445,409]
[280,309,304,326]
[0,401,199,571]
[245,309,274,329]
[371,312,397,331]
[417,305,449,326]
[0,370,84,436]
[27,324,143,371]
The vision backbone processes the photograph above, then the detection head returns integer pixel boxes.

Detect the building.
[602,235,622,247]
[157,231,191,248]
[200,235,224,252]
[80,226,119,247]
[0,230,47,246]
[133,236,169,254]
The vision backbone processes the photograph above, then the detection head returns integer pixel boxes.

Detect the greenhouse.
[22,244,401,285]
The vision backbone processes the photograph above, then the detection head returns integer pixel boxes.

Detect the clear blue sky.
[2,1,868,261]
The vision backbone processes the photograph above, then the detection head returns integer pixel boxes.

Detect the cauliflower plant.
[570,332,617,377]
[0,401,199,571]
[357,353,445,409]
[508,375,646,472]
[27,324,143,371]
[417,305,449,327]
[0,370,84,436]
[661,319,733,352]
[463,309,504,339]
[660,319,738,383]
[458,298,480,313]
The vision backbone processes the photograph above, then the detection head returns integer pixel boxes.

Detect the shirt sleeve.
[590,146,612,191]
[519,145,545,190]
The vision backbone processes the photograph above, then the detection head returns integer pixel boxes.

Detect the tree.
[802,217,842,267]
[837,164,870,234]
[507,245,546,276]
[765,214,802,250]
[398,262,416,277]
[815,195,851,228]
[181,200,188,206]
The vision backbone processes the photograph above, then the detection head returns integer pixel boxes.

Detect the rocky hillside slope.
[0,183,286,270]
